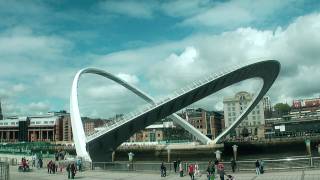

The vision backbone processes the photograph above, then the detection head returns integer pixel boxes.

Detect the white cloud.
[179,0,293,28]
[117,73,139,84]
[91,12,320,111]
[98,0,155,18]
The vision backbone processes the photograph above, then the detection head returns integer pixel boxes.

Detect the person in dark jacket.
[71,163,76,179]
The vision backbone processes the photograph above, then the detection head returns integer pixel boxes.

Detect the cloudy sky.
[0,0,320,118]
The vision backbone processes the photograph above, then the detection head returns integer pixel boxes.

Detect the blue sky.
[0,0,320,118]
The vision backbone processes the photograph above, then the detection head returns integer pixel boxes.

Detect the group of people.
[206,160,235,180]
[255,160,264,175]
[66,163,77,179]
[19,157,30,172]
[31,154,43,168]
[158,159,235,180]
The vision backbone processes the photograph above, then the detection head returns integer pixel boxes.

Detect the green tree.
[274,103,291,116]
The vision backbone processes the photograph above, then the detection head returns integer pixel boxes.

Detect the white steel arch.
[70,60,280,161]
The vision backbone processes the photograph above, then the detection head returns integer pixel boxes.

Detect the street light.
[305,139,311,156]
[232,145,238,161]
[128,152,134,171]
[215,150,222,161]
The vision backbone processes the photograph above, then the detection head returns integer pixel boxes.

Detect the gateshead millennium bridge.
[70,60,280,162]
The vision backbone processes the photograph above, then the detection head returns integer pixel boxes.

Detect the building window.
[44,121,48,124]
[232,107,235,111]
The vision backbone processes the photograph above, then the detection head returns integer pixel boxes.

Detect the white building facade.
[223,91,265,139]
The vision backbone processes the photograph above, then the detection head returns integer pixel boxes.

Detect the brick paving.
[9,167,320,180]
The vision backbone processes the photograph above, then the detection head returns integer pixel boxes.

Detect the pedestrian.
[66,163,71,179]
[255,160,260,175]
[77,158,82,172]
[160,162,166,177]
[214,160,219,172]
[194,162,201,177]
[188,163,195,180]
[179,161,184,177]
[206,161,215,180]
[71,163,76,179]
[32,154,36,167]
[230,158,236,172]
[173,160,178,173]
[260,160,264,174]
[47,160,52,174]
[218,161,225,180]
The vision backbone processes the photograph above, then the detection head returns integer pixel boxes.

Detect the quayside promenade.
[9,168,320,180]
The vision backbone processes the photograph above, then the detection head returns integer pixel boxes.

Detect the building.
[82,117,107,135]
[183,108,224,140]
[0,115,61,142]
[223,91,265,138]
[264,97,320,138]
[128,121,175,142]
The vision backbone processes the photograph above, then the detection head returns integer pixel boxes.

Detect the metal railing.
[0,162,9,180]
[91,156,320,173]
[87,63,248,142]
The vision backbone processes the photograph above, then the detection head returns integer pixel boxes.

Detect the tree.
[274,103,291,116]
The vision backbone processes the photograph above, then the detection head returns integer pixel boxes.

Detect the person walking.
[160,162,166,177]
[218,162,225,180]
[230,158,236,173]
[66,164,71,179]
[47,160,52,174]
[179,161,184,177]
[194,162,200,177]
[206,161,215,180]
[173,160,178,173]
[188,163,195,180]
[71,163,76,179]
[255,160,260,175]
[260,160,264,174]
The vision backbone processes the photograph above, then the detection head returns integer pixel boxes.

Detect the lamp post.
[232,145,238,161]
[305,139,312,167]
[305,139,311,156]
[128,152,134,171]
[215,150,222,161]
[167,148,171,163]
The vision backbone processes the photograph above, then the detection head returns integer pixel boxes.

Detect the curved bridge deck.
[84,60,280,162]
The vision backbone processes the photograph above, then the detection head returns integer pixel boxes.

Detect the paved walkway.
[9,167,320,180]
